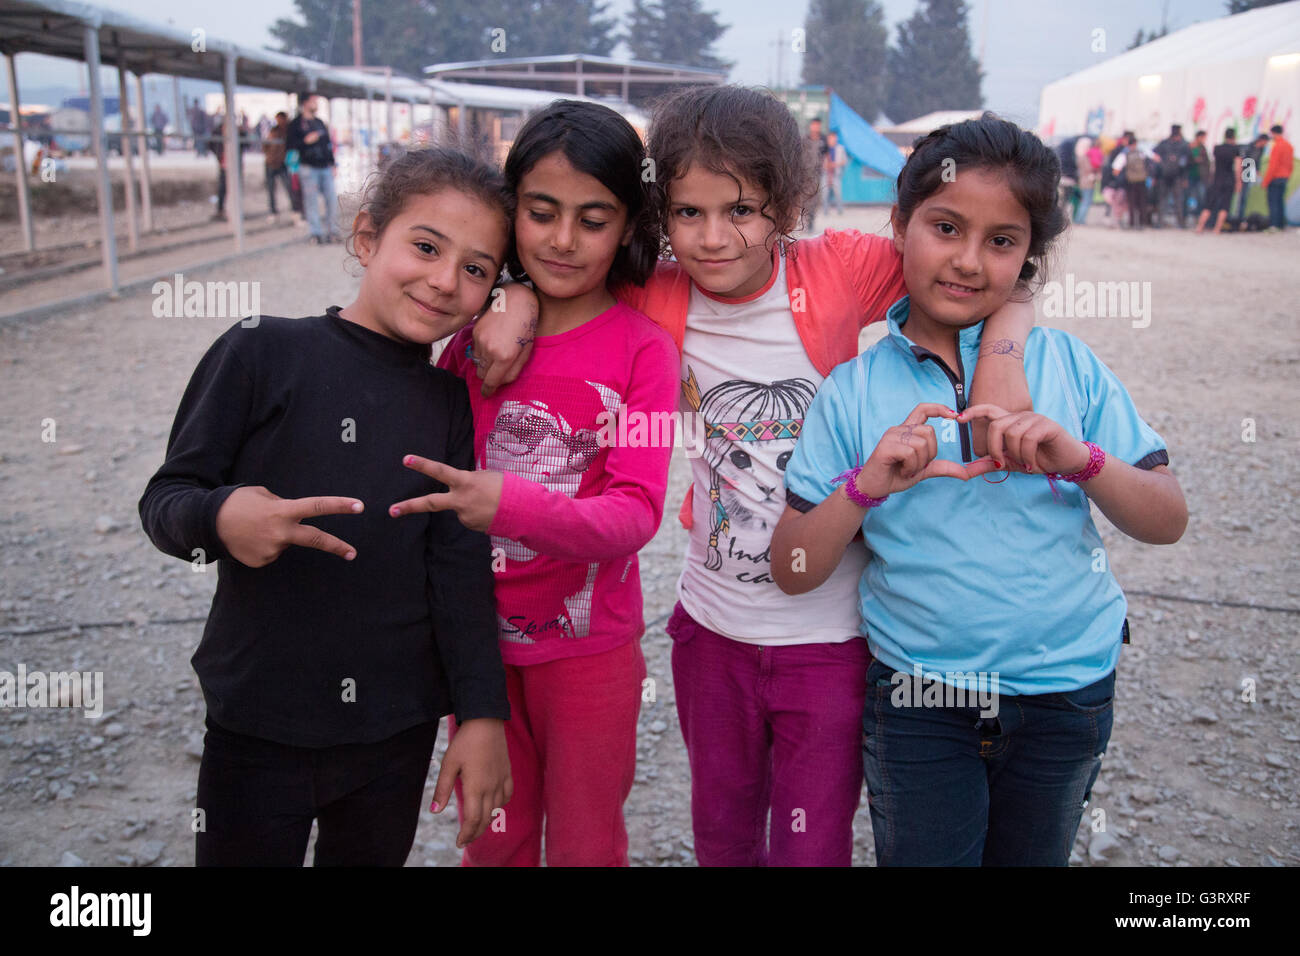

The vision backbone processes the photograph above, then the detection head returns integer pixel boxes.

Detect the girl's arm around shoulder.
[460,282,540,396]
[967,295,1036,453]
[489,321,680,563]
[819,229,907,327]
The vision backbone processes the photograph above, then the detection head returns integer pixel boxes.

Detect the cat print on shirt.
[484,380,622,642]
[684,367,815,573]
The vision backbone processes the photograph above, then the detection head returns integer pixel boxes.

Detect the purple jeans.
[667,601,870,866]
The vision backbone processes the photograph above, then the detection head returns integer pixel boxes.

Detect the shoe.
[309,235,324,245]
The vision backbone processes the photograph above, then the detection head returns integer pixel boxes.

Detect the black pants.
[1125,180,1147,228]
[195,716,438,866]
[265,164,291,214]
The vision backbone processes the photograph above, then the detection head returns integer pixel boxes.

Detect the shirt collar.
[885,295,986,360]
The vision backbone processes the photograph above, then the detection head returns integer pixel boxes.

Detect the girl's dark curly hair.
[646,85,819,257]
[503,100,658,287]
[346,146,514,270]
[894,111,1067,289]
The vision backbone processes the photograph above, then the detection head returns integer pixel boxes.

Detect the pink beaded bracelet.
[1045,441,1106,501]
[831,465,889,509]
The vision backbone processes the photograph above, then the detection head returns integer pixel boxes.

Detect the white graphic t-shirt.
[676,256,868,645]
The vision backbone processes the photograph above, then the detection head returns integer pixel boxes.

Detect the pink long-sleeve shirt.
[438,302,680,666]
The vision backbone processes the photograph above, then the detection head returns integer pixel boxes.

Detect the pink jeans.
[668,601,870,866]
[454,639,645,867]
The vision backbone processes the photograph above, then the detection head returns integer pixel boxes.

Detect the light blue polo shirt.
[784,296,1169,694]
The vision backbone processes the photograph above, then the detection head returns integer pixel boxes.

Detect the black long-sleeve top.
[139,309,508,747]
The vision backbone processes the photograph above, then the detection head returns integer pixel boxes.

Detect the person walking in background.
[1187,130,1210,218]
[263,111,292,218]
[804,116,829,232]
[1262,124,1293,231]
[1153,124,1190,228]
[1101,133,1129,227]
[1073,134,1097,225]
[1056,133,1081,219]
[1116,133,1150,230]
[824,129,847,216]
[1196,128,1241,235]
[1238,133,1269,218]
[287,92,340,244]
[150,104,168,155]
[209,110,228,221]
[192,100,210,159]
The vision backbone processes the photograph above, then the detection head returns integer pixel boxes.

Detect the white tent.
[1038,0,1300,146]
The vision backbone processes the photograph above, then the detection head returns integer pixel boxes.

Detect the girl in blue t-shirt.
[771,113,1187,866]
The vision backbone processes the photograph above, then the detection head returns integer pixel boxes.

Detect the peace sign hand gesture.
[856,403,1001,499]
[388,455,503,532]
[214,486,364,567]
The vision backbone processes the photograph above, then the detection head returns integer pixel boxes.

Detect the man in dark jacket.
[286,93,339,243]
[1153,124,1191,228]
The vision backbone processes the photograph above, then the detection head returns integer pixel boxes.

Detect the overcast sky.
[12,0,1234,125]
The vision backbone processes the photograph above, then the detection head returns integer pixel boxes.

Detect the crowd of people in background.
[1057,122,1292,234]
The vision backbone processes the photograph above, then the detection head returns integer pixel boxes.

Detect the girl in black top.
[140,148,515,865]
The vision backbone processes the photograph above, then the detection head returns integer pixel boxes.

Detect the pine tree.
[802,0,888,123]
[884,0,982,125]
[623,0,730,70]
[1226,0,1290,12]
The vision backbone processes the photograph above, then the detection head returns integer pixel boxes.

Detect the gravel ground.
[0,204,1296,868]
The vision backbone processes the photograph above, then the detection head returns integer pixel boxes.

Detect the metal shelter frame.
[0,0,436,296]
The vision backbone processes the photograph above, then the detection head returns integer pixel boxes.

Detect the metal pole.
[115,41,139,252]
[84,26,120,295]
[384,68,393,144]
[134,71,154,232]
[172,74,185,142]
[366,88,375,170]
[3,52,35,251]
[223,51,243,251]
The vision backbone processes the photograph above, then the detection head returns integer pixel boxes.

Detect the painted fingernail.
[430,801,441,813]
[403,455,414,466]
[389,505,401,517]
[994,461,1003,469]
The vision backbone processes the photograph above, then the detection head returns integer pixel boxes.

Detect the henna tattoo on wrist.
[515,312,539,348]
[980,338,1024,361]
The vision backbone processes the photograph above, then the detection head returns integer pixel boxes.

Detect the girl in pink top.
[470,86,1035,866]
[392,101,678,866]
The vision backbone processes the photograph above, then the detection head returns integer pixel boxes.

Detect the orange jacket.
[616,229,905,377]
[1264,135,1294,186]
[615,229,906,526]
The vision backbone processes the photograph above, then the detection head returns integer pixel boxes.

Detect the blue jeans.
[300,164,338,238]
[1267,179,1287,229]
[862,659,1114,866]
[1073,184,1094,224]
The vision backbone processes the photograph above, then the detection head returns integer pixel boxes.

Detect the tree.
[1226,0,1290,12]
[884,0,982,125]
[623,0,731,70]
[802,0,888,123]
[504,1,619,58]
[1125,25,1169,50]
[268,0,619,76]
